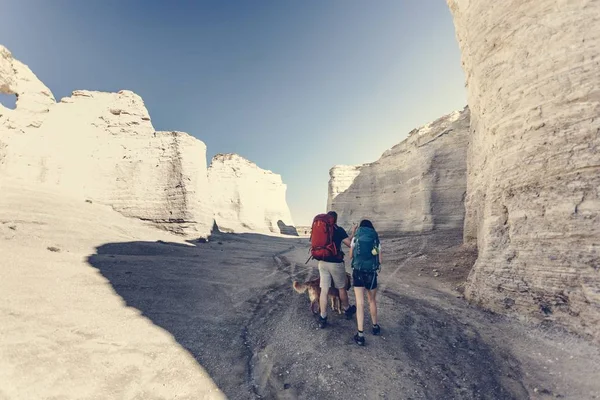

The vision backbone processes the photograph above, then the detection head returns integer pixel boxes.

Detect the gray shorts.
[318,261,347,289]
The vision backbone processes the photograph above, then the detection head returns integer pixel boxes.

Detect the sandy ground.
[2,182,599,399]
[0,182,226,399]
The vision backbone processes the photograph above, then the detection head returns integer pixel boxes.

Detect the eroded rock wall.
[328,108,470,237]
[0,47,213,237]
[327,165,362,211]
[208,154,296,235]
[448,0,600,338]
[0,46,55,130]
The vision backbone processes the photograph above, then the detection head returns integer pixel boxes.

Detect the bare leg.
[367,288,378,325]
[354,287,365,332]
[339,288,349,309]
[319,285,328,318]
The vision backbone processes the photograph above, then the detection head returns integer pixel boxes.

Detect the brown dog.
[293,272,352,315]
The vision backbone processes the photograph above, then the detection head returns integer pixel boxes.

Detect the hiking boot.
[353,333,365,346]
[372,324,381,336]
[344,305,357,319]
[318,316,327,329]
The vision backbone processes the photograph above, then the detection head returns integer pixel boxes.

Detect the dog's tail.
[292,281,308,293]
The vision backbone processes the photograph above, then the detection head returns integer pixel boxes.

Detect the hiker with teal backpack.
[349,219,382,346]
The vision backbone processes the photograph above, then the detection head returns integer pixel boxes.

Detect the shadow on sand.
[86,231,301,400]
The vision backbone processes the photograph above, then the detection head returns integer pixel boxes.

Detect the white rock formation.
[0,46,55,129]
[448,0,600,339]
[208,154,296,235]
[0,46,213,237]
[328,107,470,237]
[327,165,361,210]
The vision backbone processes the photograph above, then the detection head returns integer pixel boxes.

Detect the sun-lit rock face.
[0,45,55,130]
[328,107,470,237]
[448,0,600,339]
[0,46,213,237]
[208,153,296,235]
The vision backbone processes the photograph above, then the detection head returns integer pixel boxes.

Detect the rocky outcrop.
[327,165,362,210]
[1,45,298,238]
[1,48,213,237]
[448,0,600,339]
[0,46,55,129]
[328,107,470,237]
[208,154,296,235]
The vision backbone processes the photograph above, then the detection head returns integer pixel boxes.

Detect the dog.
[292,272,352,315]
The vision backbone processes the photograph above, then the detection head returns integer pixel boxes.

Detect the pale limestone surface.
[0,180,225,399]
[448,0,600,339]
[328,108,470,237]
[327,165,361,210]
[0,46,55,130]
[208,153,296,235]
[1,44,298,238]
[0,48,213,237]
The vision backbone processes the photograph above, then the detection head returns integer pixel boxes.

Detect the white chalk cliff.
[208,154,296,235]
[448,0,600,339]
[328,108,470,237]
[1,45,296,238]
[327,165,361,211]
[0,46,55,130]
[0,47,213,236]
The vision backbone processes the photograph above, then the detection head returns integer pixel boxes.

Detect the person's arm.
[378,244,382,264]
[342,224,358,248]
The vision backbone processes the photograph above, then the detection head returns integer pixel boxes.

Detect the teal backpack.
[351,226,380,272]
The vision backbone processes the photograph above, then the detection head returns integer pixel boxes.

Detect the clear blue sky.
[1,1,466,225]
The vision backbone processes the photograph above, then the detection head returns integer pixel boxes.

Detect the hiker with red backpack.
[308,211,357,328]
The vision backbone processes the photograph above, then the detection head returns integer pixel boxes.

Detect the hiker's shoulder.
[335,225,348,237]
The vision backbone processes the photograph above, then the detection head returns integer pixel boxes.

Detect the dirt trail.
[85,232,600,400]
[245,235,600,400]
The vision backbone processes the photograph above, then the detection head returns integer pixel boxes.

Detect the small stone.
[327,365,332,369]
[434,273,440,277]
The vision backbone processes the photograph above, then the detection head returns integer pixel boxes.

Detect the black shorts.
[352,269,378,290]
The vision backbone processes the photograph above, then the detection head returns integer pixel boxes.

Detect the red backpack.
[309,214,339,261]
